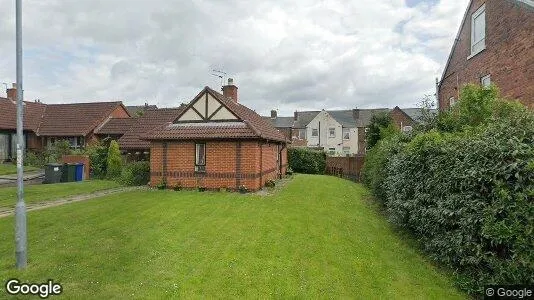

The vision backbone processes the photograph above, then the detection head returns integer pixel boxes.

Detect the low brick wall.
[61,155,90,180]
[325,155,365,182]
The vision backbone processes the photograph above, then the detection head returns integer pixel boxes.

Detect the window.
[402,126,413,132]
[364,127,369,133]
[328,148,336,155]
[481,74,491,88]
[299,129,306,139]
[328,128,335,138]
[342,128,350,140]
[195,143,206,172]
[311,128,318,137]
[449,97,456,107]
[471,4,486,56]
[342,146,350,155]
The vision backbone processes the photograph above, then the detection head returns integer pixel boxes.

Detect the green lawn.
[0,164,39,175]
[0,175,465,299]
[0,180,122,210]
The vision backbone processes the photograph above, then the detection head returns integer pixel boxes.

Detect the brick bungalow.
[144,81,288,191]
[438,0,534,110]
[0,84,131,160]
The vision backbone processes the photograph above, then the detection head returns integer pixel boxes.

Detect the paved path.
[0,171,45,187]
[0,186,145,218]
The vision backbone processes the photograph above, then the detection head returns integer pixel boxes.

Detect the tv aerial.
[211,69,227,87]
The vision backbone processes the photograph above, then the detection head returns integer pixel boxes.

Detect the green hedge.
[362,85,534,295]
[288,148,326,174]
[119,161,150,186]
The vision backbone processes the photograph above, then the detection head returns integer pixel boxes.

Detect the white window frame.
[311,128,318,137]
[449,97,456,107]
[328,148,336,155]
[342,146,350,155]
[469,4,486,58]
[299,129,306,139]
[481,74,491,88]
[342,128,350,140]
[328,127,336,138]
[402,126,413,132]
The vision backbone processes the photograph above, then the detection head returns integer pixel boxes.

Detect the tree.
[106,140,123,179]
[366,112,394,150]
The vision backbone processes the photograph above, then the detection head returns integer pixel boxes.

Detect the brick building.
[144,80,288,191]
[438,0,534,110]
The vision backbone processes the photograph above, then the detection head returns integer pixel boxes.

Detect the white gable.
[176,91,238,122]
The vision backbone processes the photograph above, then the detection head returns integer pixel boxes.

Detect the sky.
[0,0,470,115]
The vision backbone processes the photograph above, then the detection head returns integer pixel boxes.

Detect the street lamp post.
[15,0,27,269]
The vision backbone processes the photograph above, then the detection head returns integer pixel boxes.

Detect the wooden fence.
[325,155,365,182]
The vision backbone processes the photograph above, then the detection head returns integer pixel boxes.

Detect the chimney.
[352,109,359,119]
[6,83,16,101]
[294,111,298,121]
[222,78,238,102]
[270,110,277,119]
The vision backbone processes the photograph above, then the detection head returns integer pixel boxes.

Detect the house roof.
[95,117,137,135]
[144,87,287,143]
[262,116,294,128]
[328,110,358,127]
[37,101,128,136]
[354,108,391,127]
[126,104,157,116]
[0,97,46,131]
[293,111,320,128]
[118,107,184,149]
[401,108,438,123]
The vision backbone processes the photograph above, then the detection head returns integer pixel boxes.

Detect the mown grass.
[0,164,39,176]
[0,175,465,299]
[0,180,121,210]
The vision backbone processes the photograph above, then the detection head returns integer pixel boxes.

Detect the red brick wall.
[357,127,366,155]
[61,155,90,179]
[439,0,534,110]
[150,140,287,191]
[390,107,414,129]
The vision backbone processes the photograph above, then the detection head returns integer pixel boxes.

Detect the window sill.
[467,47,485,60]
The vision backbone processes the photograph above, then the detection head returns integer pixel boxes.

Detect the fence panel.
[325,155,365,182]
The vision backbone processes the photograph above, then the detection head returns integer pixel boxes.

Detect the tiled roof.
[328,110,358,127]
[401,108,438,124]
[126,105,157,116]
[38,102,126,136]
[0,97,46,131]
[144,87,287,143]
[293,111,320,128]
[262,116,294,128]
[354,108,391,127]
[95,117,137,135]
[119,107,184,149]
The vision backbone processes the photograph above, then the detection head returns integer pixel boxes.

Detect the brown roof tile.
[144,87,288,143]
[38,101,125,136]
[94,117,137,135]
[118,108,184,149]
[0,97,46,131]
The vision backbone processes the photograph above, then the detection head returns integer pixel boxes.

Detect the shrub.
[25,151,46,168]
[86,140,109,179]
[119,161,150,186]
[106,140,123,179]
[156,178,167,190]
[265,179,276,188]
[366,112,394,149]
[288,148,326,174]
[42,140,72,163]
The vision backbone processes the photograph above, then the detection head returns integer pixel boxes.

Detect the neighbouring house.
[94,117,138,141]
[438,0,534,110]
[117,107,184,161]
[266,107,436,156]
[143,79,288,191]
[38,101,131,149]
[126,103,158,116]
[0,84,131,161]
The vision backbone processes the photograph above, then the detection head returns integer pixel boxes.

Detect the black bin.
[44,163,63,184]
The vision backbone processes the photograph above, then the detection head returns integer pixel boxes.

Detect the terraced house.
[438,0,534,110]
[144,80,288,191]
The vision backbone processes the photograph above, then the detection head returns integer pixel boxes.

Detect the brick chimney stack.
[6,83,16,101]
[271,110,277,119]
[222,78,238,103]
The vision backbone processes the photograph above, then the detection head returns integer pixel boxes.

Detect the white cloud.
[0,0,470,115]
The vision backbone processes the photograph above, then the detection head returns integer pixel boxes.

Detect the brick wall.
[357,127,366,155]
[61,155,90,179]
[110,105,131,118]
[439,0,534,110]
[325,155,365,182]
[390,107,414,129]
[150,140,287,191]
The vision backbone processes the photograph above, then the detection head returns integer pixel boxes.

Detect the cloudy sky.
[0,0,469,115]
